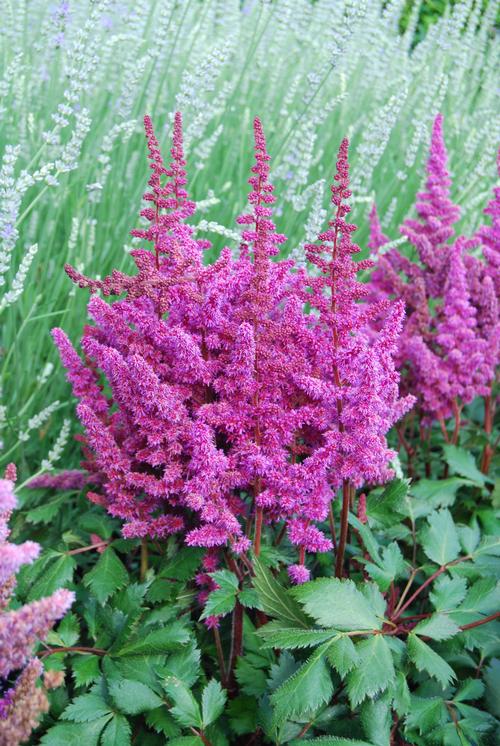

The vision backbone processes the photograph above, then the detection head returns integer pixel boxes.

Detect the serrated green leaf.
[159,547,203,581]
[407,633,455,688]
[100,714,131,746]
[39,717,111,745]
[413,614,460,641]
[361,694,391,746]
[484,659,500,717]
[200,585,237,619]
[162,644,201,688]
[201,679,226,727]
[62,693,111,723]
[271,641,334,725]
[346,636,395,706]
[145,707,181,738]
[458,519,480,555]
[326,635,359,677]
[235,658,268,696]
[429,575,468,611]
[367,479,409,524]
[454,678,484,703]
[239,588,262,609]
[422,509,460,566]
[108,679,163,715]
[209,569,239,591]
[227,695,258,735]
[83,548,128,605]
[292,578,382,631]
[253,557,309,628]
[71,655,100,687]
[405,696,448,735]
[55,612,80,647]
[391,671,411,716]
[443,445,489,486]
[257,621,338,649]
[28,553,75,601]
[348,514,381,562]
[116,623,190,656]
[364,542,406,591]
[164,676,202,728]
[26,494,67,524]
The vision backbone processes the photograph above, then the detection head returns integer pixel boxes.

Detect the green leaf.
[209,569,239,591]
[159,547,203,581]
[164,676,202,728]
[348,514,381,562]
[292,578,382,631]
[54,613,80,647]
[361,694,391,746]
[407,633,455,688]
[116,623,190,656]
[405,696,448,735]
[62,693,111,723]
[484,659,500,717]
[429,575,467,611]
[71,655,100,687]
[26,494,67,524]
[364,543,406,591]
[100,714,131,746]
[257,621,338,650]
[391,671,411,716]
[28,553,75,600]
[200,585,237,619]
[326,635,359,677]
[40,717,111,745]
[145,708,181,738]
[458,519,480,554]
[271,641,334,725]
[253,558,309,628]
[367,479,409,524]
[239,588,263,609]
[235,658,268,696]
[443,445,489,486]
[346,636,395,706]
[454,678,484,703]
[413,614,460,641]
[83,548,128,605]
[162,644,201,688]
[108,679,163,715]
[201,679,227,727]
[421,509,460,566]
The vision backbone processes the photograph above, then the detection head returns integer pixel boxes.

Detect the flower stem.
[335,480,351,578]
[140,539,149,581]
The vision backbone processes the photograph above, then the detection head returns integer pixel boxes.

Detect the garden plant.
[0,1,498,745]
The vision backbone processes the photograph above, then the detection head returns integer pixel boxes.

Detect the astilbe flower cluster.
[53,113,411,586]
[370,114,499,426]
[0,471,73,745]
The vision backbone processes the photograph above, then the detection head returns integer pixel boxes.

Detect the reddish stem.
[253,506,263,557]
[38,645,106,659]
[460,611,500,631]
[228,600,244,695]
[66,541,109,556]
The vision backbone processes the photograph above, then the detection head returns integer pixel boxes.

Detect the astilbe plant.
[0,469,73,745]
[52,112,411,592]
[370,114,499,463]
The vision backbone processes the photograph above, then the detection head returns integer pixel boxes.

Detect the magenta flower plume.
[402,113,460,293]
[370,114,499,425]
[63,113,209,315]
[54,110,414,588]
[368,203,389,252]
[476,147,500,297]
[0,477,74,742]
[0,589,73,678]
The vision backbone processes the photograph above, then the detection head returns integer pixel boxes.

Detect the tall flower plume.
[0,476,73,744]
